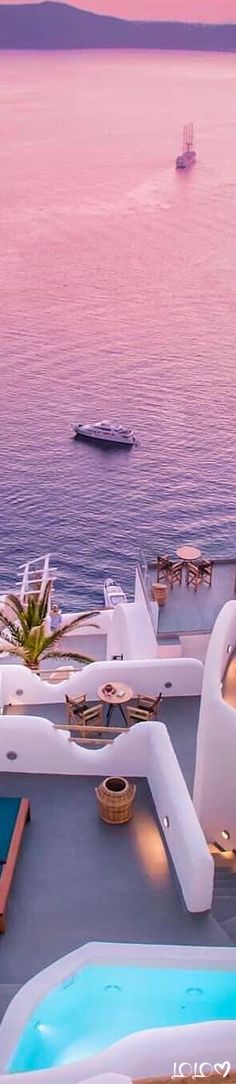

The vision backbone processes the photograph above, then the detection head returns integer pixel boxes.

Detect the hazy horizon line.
[0,0,235,23]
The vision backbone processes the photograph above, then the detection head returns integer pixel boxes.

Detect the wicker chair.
[157,555,170,582]
[166,561,183,589]
[127,693,162,727]
[65,693,87,724]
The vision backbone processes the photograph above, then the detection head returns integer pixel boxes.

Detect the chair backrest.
[157,554,169,569]
[65,693,86,707]
[82,704,102,722]
[153,693,162,709]
[137,693,162,711]
[199,559,213,573]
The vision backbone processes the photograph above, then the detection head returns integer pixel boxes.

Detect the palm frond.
[0,611,23,645]
[39,616,98,653]
[0,644,25,658]
[6,593,27,620]
[0,611,18,636]
[5,594,29,634]
[0,593,97,672]
[27,596,37,628]
[38,580,52,622]
[25,625,47,663]
[41,649,93,665]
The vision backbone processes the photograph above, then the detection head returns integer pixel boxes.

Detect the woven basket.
[95,777,136,824]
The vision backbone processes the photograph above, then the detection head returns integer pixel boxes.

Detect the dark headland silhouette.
[0,2,235,51]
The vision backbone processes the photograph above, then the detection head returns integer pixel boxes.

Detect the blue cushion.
[0,798,21,862]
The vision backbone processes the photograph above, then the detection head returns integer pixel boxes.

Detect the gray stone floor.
[0,773,231,992]
[146,558,236,635]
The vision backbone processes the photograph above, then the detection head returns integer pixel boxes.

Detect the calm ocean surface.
[0,49,236,608]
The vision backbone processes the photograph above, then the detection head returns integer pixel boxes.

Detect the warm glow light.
[221,829,230,840]
[36,1024,52,1034]
[209,844,235,865]
[132,811,169,882]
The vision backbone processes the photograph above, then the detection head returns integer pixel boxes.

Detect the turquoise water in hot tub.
[8,964,236,1072]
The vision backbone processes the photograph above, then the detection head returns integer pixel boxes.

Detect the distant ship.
[73,421,136,447]
[176,123,196,170]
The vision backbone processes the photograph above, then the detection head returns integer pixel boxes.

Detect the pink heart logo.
[214,1064,231,1078]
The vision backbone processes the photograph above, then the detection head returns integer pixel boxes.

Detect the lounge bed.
[0,797,30,933]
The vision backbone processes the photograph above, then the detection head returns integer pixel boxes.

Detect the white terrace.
[0,556,235,893]
[0,556,236,1082]
[138,553,236,662]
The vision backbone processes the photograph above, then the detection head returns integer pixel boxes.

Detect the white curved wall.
[148,726,213,913]
[0,716,213,912]
[58,1020,236,1083]
[59,612,112,635]
[0,657,203,710]
[193,600,236,848]
[0,944,235,1083]
[1,1021,235,1084]
[0,715,148,778]
[107,603,157,660]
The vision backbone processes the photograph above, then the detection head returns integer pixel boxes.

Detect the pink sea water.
[0,49,235,607]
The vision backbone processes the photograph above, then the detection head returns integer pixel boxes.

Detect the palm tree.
[0,581,97,672]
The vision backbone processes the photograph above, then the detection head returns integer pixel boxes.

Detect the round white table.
[176,544,201,561]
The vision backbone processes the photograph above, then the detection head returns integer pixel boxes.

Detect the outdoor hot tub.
[0,943,236,1082]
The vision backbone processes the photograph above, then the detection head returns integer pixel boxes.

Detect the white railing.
[16,554,57,604]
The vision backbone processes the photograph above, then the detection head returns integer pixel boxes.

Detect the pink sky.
[81,1,236,18]
[1,0,236,16]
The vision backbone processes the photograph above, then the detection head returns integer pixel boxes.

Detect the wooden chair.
[127,693,162,727]
[65,693,87,724]
[166,561,183,588]
[198,559,213,587]
[186,562,202,591]
[72,703,103,738]
[156,555,170,582]
[186,560,213,591]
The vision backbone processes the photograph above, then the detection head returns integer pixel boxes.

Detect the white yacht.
[103,577,127,608]
[73,421,136,447]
